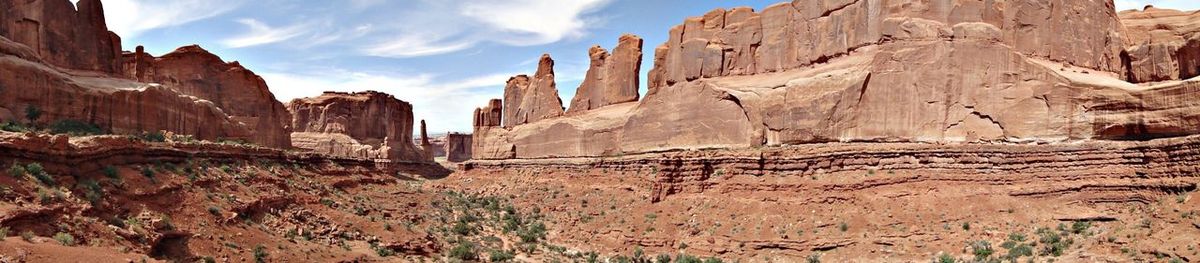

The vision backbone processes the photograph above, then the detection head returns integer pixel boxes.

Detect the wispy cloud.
[221,19,310,48]
[101,0,240,38]
[362,34,475,58]
[460,0,612,46]
[262,70,515,133]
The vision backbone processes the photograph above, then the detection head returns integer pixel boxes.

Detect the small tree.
[24,105,41,125]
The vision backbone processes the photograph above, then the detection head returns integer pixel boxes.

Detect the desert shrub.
[675,254,702,263]
[516,222,547,243]
[139,131,166,142]
[102,165,119,179]
[452,221,473,236]
[0,121,28,132]
[656,254,673,263]
[141,166,155,179]
[0,226,8,237]
[962,222,971,231]
[53,232,75,246]
[80,179,103,204]
[1005,243,1034,259]
[8,162,25,178]
[839,222,849,232]
[488,249,515,262]
[48,119,104,136]
[1070,221,1091,234]
[26,163,54,185]
[1036,227,1072,257]
[449,242,478,260]
[253,245,268,263]
[970,240,994,259]
[934,253,955,263]
[20,230,34,241]
[208,206,221,215]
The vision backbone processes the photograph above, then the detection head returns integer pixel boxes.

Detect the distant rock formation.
[287,91,424,162]
[121,45,292,148]
[503,54,564,128]
[567,34,643,113]
[419,120,435,161]
[472,1,1200,160]
[445,133,472,162]
[473,99,503,127]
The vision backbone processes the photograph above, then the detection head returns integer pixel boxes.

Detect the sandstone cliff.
[0,0,122,74]
[1119,7,1200,82]
[472,1,1200,160]
[445,133,473,163]
[287,91,425,162]
[567,34,643,114]
[122,45,292,148]
[503,55,564,128]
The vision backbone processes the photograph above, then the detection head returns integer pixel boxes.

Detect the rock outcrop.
[472,1,1200,160]
[121,45,292,148]
[287,91,424,162]
[419,120,434,162]
[1119,7,1200,82]
[503,54,564,128]
[445,133,472,163]
[0,0,122,74]
[567,34,643,113]
[473,99,503,128]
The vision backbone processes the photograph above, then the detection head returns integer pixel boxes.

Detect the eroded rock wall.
[0,0,122,74]
[567,34,643,113]
[503,55,564,128]
[647,0,1129,89]
[121,45,292,148]
[1119,7,1200,82]
[445,133,473,163]
[287,91,424,162]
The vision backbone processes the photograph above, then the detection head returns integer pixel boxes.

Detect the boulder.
[567,34,643,113]
[287,91,424,162]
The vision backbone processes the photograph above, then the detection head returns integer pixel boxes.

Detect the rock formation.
[567,34,643,113]
[445,133,473,162]
[419,120,435,161]
[287,91,424,162]
[1119,6,1200,82]
[473,99,503,127]
[472,1,1200,160]
[0,0,296,149]
[503,54,564,128]
[122,45,292,148]
[0,0,123,74]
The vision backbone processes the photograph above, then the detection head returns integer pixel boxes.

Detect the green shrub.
[934,253,955,263]
[1036,227,1072,257]
[839,222,849,232]
[48,119,104,136]
[53,232,75,246]
[20,230,34,242]
[969,240,994,259]
[0,226,9,237]
[26,163,54,186]
[1006,243,1034,259]
[1070,221,1091,234]
[102,166,119,179]
[140,131,166,142]
[253,245,268,263]
[488,249,515,262]
[656,254,672,263]
[0,121,28,132]
[80,179,103,204]
[141,166,155,179]
[8,162,25,178]
[208,206,221,216]
[449,242,478,260]
[676,254,702,263]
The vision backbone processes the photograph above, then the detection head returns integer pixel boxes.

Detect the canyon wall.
[445,133,473,163]
[1119,7,1200,83]
[287,91,424,162]
[0,0,295,148]
[472,1,1200,160]
[567,34,643,114]
[121,45,292,148]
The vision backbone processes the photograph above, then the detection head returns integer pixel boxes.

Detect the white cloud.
[262,70,515,133]
[221,19,310,48]
[1115,0,1200,11]
[101,0,239,38]
[363,34,475,58]
[360,0,613,58]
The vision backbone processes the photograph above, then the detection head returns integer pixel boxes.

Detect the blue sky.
[89,0,1199,134]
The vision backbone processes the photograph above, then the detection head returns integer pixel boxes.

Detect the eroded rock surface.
[1119,7,1200,82]
[445,133,473,163]
[0,0,122,74]
[472,1,1200,160]
[503,54,564,128]
[567,34,643,113]
[122,45,292,148]
[287,91,424,162]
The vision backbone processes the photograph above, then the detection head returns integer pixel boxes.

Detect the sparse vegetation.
[139,131,166,142]
[25,105,41,124]
[102,165,119,179]
[48,119,104,136]
[8,161,25,178]
[53,232,75,246]
[449,242,478,260]
[969,240,994,260]
[20,230,34,242]
[253,244,268,263]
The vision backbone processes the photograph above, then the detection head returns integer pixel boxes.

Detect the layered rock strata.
[567,34,643,113]
[472,2,1200,160]
[287,91,424,162]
